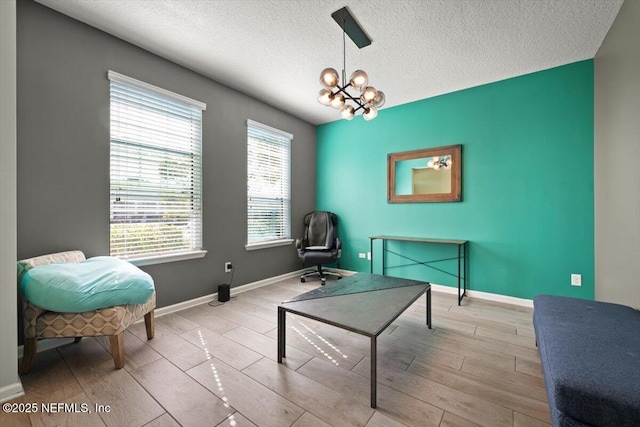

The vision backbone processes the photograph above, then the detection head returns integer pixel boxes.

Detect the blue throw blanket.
[20,256,155,312]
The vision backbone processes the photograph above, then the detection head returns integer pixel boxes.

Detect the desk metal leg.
[426,287,432,329]
[371,335,377,408]
[370,239,373,274]
[277,307,285,363]
[381,240,386,275]
[457,245,462,305]
[463,242,467,301]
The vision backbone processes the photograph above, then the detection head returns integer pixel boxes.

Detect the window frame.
[245,119,293,251]
[108,71,207,265]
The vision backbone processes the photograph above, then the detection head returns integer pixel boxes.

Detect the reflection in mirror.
[395,155,452,195]
[388,145,461,203]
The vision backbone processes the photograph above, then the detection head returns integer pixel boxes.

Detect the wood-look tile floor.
[1,277,550,427]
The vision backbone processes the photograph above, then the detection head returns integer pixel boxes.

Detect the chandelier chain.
[342,18,347,84]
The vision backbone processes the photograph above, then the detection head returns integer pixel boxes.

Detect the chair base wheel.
[300,266,342,285]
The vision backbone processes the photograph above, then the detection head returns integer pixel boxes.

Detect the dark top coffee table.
[277,272,431,408]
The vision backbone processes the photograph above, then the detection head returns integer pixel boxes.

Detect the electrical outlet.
[225,262,233,273]
[358,253,366,259]
[571,274,582,286]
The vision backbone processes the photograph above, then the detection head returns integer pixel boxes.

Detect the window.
[246,120,292,249]
[109,71,206,263]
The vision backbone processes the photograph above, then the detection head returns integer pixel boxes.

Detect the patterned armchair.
[17,250,155,374]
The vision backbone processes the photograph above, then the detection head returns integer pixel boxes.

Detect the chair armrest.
[17,250,86,285]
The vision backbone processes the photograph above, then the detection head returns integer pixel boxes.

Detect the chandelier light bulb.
[373,91,386,108]
[317,89,333,106]
[320,68,339,88]
[361,86,378,104]
[349,70,368,90]
[363,105,378,121]
[330,93,345,109]
[340,105,355,120]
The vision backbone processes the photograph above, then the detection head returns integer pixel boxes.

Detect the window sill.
[245,239,294,251]
[125,250,207,267]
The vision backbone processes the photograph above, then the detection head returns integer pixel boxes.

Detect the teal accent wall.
[317,61,594,300]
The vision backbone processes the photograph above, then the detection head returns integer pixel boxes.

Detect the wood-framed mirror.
[388,144,462,203]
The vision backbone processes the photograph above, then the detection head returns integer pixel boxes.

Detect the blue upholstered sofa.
[533,295,640,426]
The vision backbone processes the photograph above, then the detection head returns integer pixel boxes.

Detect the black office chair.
[296,211,342,285]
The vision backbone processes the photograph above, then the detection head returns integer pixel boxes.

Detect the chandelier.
[427,155,452,170]
[317,7,385,121]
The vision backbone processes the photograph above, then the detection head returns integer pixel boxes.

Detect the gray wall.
[594,0,640,308]
[0,0,23,402]
[17,0,317,309]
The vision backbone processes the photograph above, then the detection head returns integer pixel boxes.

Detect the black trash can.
[218,284,230,302]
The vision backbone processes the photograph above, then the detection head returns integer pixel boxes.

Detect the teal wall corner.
[316,60,594,300]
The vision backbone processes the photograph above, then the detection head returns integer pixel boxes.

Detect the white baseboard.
[429,283,533,308]
[338,269,534,308]
[0,381,24,404]
[17,269,307,358]
[295,267,533,307]
[154,268,307,318]
[16,269,532,360]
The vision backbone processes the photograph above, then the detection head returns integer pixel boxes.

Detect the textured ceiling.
[35,0,623,125]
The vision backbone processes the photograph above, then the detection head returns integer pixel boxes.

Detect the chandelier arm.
[334,85,351,96]
[343,93,364,106]
[335,84,363,105]
[333,84,367,114]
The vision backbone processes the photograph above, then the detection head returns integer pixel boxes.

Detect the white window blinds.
[247,120,292,246]
[109,71,205,260]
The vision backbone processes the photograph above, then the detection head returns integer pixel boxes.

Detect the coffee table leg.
[277,307,285,363]
[371,335,377,408]
[426,287,432,329]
